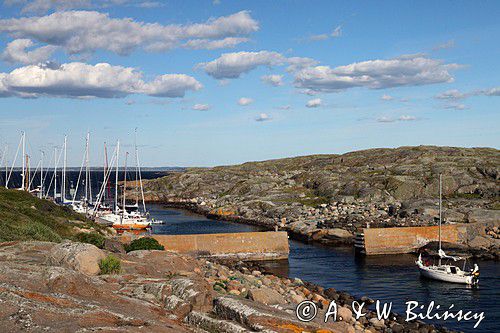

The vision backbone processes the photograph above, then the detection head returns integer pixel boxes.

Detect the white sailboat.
[415,174,480,285]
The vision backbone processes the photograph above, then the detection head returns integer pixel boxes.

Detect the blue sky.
[0,0,499,167]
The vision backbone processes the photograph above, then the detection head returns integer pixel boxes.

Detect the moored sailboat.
[415,174,479,285]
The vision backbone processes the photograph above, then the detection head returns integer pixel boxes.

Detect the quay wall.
[151,231,289,261]
[362,225,466,255]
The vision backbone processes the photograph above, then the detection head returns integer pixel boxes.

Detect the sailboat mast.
[40,151,44,198]
[21,131,25,190]
[122,152,128,221]
[438,174,442,265]
[53,147,57,200]
[115,140,120,214]
[62,135,67,203]
[84,132,89,204]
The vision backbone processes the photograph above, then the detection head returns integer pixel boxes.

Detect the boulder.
[326,228,353,239]
[48,241,106,276]
[467,209,500,224]
[469,236,493,249]
[247,286,287,305]
[103,238,126,254]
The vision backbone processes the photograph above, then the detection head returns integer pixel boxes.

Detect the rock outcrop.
[0,240,456,332]
[141,146,499,251]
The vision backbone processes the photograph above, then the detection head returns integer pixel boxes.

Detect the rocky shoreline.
[0,240,460,333]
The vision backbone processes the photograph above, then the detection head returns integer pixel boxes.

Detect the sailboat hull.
[416,260,477,285]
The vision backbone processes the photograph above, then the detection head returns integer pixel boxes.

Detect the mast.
[438,174,442,265]
[54,147,57,200]
[134,129,139,207]
[62,135,67,203]
[135,129,147,213]
[122,152,129,222]
[25,154,30,191]
[84,132,89,205]
[115,140,120,214]
[40,151,44,198]
[21,131,25,190]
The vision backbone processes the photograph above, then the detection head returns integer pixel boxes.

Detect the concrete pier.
[358,225,466,255]
[152,231,289,261]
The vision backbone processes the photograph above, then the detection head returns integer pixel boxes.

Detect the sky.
[0,0,499,167]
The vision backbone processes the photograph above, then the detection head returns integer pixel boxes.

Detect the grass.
[0,187,105,243]
[76,232,106,248]
[99,254,121,274]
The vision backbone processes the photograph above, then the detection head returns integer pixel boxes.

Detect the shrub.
[76,232,105,248]
[99,254,121,275]
[125,237,164,252]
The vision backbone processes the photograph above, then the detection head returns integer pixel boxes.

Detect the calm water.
[150,205,499,333]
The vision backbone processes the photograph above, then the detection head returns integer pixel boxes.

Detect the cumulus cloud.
[0,61,202,99]
[255,113,271,122]
[199,52,320,80]
[0,10,258,55]
[238,97,253,106]
[294,54,461,93]
[306,98,322,108]
[261,74,283,86]
[1,39,57,64]
[192,103,210,111]
[381,94,394,101]
[200,51,286,79]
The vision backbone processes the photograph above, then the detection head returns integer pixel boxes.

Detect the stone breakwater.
[0,240,459,333]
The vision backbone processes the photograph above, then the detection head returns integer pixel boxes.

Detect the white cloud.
[0,10,258,55]
[286,57,319,72]
[398,115,417,121]
[6,0,170,14]
[1,39,57,65]
[200,51,286,79]
[238,97,253,106]
[432,40,455,51]
[331,25,342,38]
[255,113,271,122]
[381,94,394,101]
[308,25,342,41]
[261,74,283,87]
[443,103,468,110]
[435,89,468,100]
[435,87,500,101]
[479,87,500,96]
[0,61,202,98]
[306,98,322,108]
[192,103,210,111]
[183,37,249,50]
[199,52,320,80]
[294,54,461,93]
[377,115,418,123]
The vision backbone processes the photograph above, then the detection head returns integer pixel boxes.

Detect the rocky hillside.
[0,187,109,242]
[143,146,499,246]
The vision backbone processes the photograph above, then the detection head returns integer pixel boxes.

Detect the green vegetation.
[0,187,105,242]
[125,237,164,252]
[99,254,121,274]
[76,232,105,248]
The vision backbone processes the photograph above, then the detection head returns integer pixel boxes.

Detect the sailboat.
[415,174,480,285]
